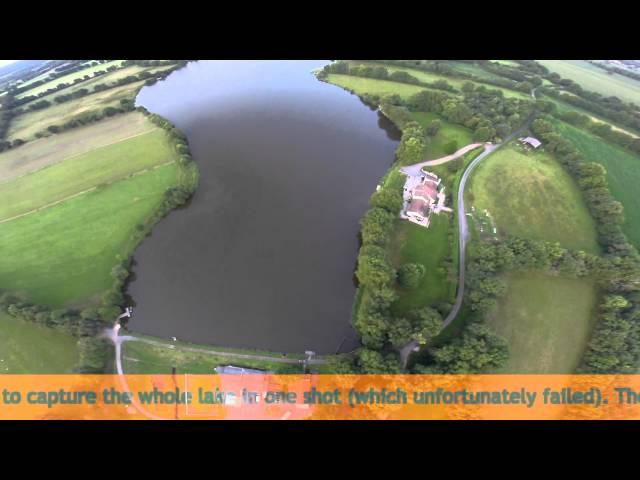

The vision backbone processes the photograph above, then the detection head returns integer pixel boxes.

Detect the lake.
[127,60,400,354]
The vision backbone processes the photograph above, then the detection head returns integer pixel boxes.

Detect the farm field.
[16,60,125,98]
[0,112,155,183]
[0,128,173,222]
[0,162,180,307]
[0,312,79,373]
[544,93,640,138]
[7,80,146,142]
[326,74,426,100]
[350,61,529,99]
[465,144,599,253]
[538,60,640,105]
[554,119,640,248]
[22,64,175,104]
[486,272,598,373]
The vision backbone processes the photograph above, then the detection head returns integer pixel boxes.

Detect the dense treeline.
[528,117,640,373]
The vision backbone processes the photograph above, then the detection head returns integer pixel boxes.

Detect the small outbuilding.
[519,136,542,149]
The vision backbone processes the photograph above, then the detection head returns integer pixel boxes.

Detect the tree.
[397,263,425,289]
[357,349,401,373]
[407,307,442,344]
[426,324,509,373]
[425,119,441,136]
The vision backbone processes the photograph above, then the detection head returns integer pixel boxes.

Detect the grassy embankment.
[120,335,350,374]
[537,60,640,105]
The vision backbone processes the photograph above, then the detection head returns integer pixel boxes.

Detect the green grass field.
[410,111,474,158]
[486,272,598,373]
[0,128,173,222]
[390,215,454,315]
[538,60,640,105]
[16,60,125,98]
[554,119,640,248]
[0,312,79,373]
[8,80,146,142]
[349,61,529,99]
[466,144,599,253]
[22,64,175,105]
[326,74,427,100]
[0,112,155,183]
[0,162,180,307]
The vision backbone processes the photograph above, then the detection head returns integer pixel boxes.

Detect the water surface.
[128,60,399,353]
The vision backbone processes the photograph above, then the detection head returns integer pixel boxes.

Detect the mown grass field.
[538,60,640,105]
[326,74,427,100]
[0,112,155,182]
[486,272,598,373]
[0,162,180,307]
[0,312,79,373]
[554,119,640,248]
[16,60,125,98]
[389,215,454,315]
[466,144,599,253]
[411,111,474,158]
[8,80,146,142]
[0,128,173,222]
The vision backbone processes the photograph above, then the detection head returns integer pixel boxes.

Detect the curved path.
[400,91,539,368]
[400,142,485,177]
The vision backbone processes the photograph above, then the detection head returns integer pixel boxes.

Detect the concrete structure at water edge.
[400,171,452,228]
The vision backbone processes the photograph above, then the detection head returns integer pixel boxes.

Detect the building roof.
[407,198,430,217]
[413,182,438,202]
[521,136,542,148]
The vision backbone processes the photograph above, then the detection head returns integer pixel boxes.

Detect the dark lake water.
[127,60,400,354]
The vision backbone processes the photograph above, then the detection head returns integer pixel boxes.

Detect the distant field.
[8,80,146,141]
[16,60,125,98]
[0,112,155,183]
[466,144,599,253]
[326,74,426,100]
[22,64,175,105]
[350,61,529,100]
[0,312,79,373]
[487,272,597,373]
[554,119,640,248]
[546,93,640,138]
[0,128,173,222]
[538,60,640,105]
[410,111,474,158]
[0,163,180,307]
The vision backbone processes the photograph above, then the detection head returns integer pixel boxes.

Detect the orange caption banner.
[2,375,640,420]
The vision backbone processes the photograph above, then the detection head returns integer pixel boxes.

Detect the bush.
[397,263,426,289]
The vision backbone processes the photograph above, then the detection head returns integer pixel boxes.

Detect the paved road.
[399,91,539,368]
